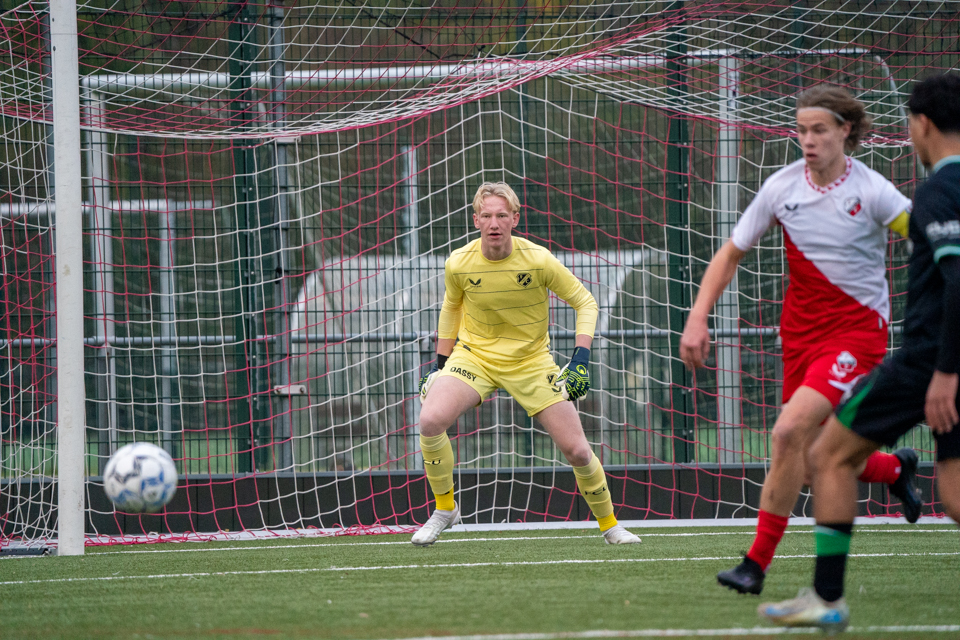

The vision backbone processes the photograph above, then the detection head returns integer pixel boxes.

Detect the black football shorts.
[836,350,960,461]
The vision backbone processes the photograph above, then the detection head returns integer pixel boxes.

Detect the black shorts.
[835,351,960,461]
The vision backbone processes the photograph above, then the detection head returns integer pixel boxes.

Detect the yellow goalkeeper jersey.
[437,236,598,365]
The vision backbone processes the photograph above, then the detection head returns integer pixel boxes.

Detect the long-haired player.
[760,71,960,634]
[679,85,923,595]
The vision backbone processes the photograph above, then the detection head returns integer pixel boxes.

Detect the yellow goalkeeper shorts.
[437,345,566,416]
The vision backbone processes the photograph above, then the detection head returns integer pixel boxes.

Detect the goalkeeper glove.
[557,346,591,401]
[419,354,448,403]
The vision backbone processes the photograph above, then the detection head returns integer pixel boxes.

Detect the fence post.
[665,1,693,463]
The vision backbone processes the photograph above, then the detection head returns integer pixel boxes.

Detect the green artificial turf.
[1,525,957,640]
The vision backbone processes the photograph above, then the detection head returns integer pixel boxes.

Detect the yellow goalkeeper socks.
[433,489,455,512]
[596,512,618,532]
[574,453,617,532]
[420,433,455,510]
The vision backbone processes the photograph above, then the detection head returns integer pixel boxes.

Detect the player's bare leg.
[934,458,960,524]
[763,388,834,514]
[535,401,640,544]
[718,387,832,593]
[535,400,593,466]
[720,384,919,594]
[419,375,480,438]
[809,415,875,521]
[412,375,481,546]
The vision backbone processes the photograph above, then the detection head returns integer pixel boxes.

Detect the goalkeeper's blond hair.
[473,181,521,215]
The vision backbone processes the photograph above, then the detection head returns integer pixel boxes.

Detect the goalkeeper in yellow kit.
[412,181,641,546]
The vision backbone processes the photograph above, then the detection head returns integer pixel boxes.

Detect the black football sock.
[813,522,853,603]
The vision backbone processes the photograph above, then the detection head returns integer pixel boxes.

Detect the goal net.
[1,0,956,549]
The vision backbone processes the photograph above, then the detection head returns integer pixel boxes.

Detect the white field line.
[84,527,959,557]
[88,535,596,555]
[379,626,960,639]
[450,517,954,530]
[3,551,959,587]
[71,516,956,547]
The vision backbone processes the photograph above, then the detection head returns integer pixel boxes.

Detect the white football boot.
[602,524,641,544]
[758,587,849,634]
[411,502,460,546]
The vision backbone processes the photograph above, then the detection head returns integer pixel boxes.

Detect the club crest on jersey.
[516,273,532,287]
[844,196,862,217]
[830,351,858,379]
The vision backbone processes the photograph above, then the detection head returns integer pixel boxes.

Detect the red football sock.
[858,451,902,484]
[746,510,790,572]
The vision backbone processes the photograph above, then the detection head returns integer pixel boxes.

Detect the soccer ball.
[103,443,178,513]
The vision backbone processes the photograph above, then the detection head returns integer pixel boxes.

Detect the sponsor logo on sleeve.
[925,220,960,241]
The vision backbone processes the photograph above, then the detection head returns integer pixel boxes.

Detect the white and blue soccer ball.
[103,442,178,513]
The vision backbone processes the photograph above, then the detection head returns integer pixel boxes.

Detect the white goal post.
[51,0,84,557]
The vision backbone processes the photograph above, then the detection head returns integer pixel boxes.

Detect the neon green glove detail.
[557,347,591,401]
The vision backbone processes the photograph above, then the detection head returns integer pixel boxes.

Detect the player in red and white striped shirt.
[680,85,923,595]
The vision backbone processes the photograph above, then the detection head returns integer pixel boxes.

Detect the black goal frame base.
[1,463,939,540]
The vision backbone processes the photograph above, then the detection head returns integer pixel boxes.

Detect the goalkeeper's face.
[473,196,520,257]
